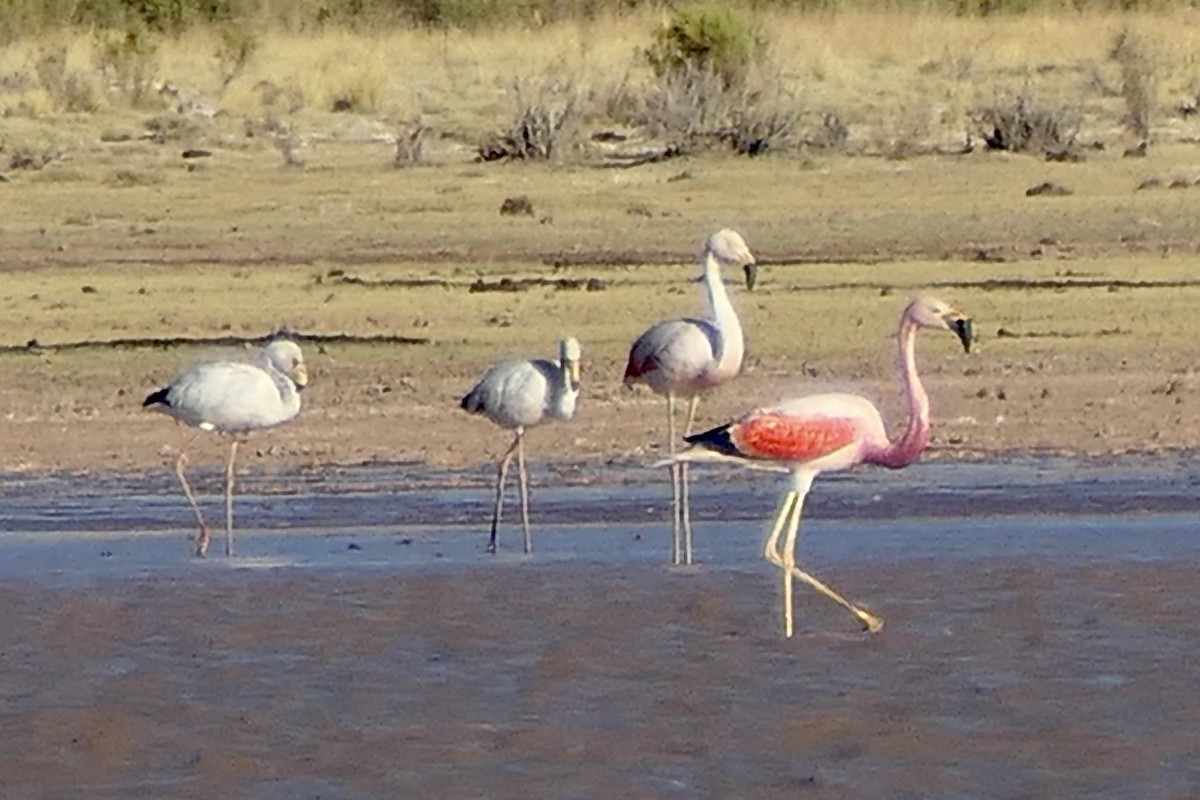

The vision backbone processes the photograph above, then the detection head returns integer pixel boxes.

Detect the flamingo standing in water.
[624,228,757,565]
[461,337,582,554]
[669,296,973,637]
[143,339,309,558]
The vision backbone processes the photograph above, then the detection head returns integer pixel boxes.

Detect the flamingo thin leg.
[224,440,239,557]
[666,393,682,564]
[779,472,883,634]
[787,564,884,634]
[780,490,804,637]
[175,452,211,558]
[680,395,700,565]
[515,430,532,554]
[489,434,520,554]
[763,490,798,565]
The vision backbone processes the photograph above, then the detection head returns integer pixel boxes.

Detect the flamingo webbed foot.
[859,611,885,634]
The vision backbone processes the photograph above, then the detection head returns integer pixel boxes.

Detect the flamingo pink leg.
[769,472,883,636]
[175,452,211,558]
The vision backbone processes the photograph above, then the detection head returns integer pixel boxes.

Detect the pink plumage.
[677,295,974,638]
[731,414,861,462]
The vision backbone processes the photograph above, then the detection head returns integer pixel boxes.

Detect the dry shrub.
[217,25,259,88]
[1110,29,1156,142]
[30,46,102,112]
[645,4,765,91]
[97,28,161,108]
[972,91,1079,155]
[478,76,578,162]
[9,145,62,170]
[394,116,429,166]
[806,111,849,150]
[144,112,207,143]
[106,167,165,187]
[634,66,800,156]
[331,61,387,113]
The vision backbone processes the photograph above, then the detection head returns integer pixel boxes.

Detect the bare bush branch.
[479,76,578,162]
[972,92,1079,155]
[394,117,429,166]
[1110,29,1156,142]
[635,66,801,156]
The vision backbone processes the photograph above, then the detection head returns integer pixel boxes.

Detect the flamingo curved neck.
[548,361,579,420]
[703,252,744,379]
[872,314,930,469]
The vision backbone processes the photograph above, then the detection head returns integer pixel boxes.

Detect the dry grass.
[2,11,1200,148]
[5,10,1200,474]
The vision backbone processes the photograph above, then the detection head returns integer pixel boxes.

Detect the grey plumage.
[144,340,309,557]
[461,337,581,554]
[623,228,757,566]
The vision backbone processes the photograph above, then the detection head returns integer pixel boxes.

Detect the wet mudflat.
[2,464,1200,799]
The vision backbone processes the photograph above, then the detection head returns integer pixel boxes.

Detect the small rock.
[1025,182,1072,197]
[1122,141,1148,158]
[499,196,534,216]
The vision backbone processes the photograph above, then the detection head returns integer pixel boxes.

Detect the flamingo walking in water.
[461,337,582,554]
[624,229,757,565]
[669,296,973,637]
[143,339,309,558]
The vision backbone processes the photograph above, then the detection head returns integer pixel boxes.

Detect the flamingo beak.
[568,359,581,389]
[743,261,758,291]
[946,313,973,353]
[293,362,310,390]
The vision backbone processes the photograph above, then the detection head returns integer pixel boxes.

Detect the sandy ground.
[1,555,1197,800]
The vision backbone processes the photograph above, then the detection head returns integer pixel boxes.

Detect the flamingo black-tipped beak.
[743,262,758,291]
[568,359,581,390]
[949,315,974,353]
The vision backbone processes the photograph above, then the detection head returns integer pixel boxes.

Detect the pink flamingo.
[624,228,757,566]
[669,296,973,637]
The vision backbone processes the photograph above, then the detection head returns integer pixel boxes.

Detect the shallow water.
[3,454,1199,534]
[2,458,1199,799]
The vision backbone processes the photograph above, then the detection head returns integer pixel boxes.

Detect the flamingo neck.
[703,252,744,378]
[872,314,930,469]
[548,361,580,421]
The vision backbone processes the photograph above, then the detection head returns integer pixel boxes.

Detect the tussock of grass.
[104,167,166,187]
[0,9,1197,162]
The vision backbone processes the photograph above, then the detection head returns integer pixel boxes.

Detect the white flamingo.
[461,337,582,554]
[623,228,757,565]
[669,297,973,637]
[143,339,308,558]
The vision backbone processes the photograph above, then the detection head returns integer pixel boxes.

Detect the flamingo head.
[705,228,758,291]
[558,336,582,389]
[907,296,973,353]
[264,339,309,390]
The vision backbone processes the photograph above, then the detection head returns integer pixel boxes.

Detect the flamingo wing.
[686,394,882,465]
[732,413,861,461]
[623,318,719,386]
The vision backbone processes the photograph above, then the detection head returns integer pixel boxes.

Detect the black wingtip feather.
[684,422,740,457]
[143,387,171,408]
